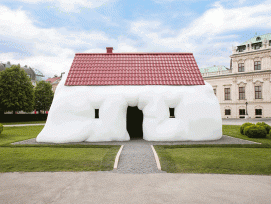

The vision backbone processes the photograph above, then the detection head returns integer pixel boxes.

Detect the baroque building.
[200,33,271,119]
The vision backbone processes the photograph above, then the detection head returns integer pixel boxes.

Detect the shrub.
[256,122,271,134]
[240,122,253,135]
[0,123,3,134]
[244,124,267,138]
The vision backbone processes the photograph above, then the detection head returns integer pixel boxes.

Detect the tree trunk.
[13,110,15,114]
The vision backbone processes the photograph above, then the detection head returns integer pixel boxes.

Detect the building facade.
[200,34,271,119]
[46,76,61,93]
[46,72,65,93]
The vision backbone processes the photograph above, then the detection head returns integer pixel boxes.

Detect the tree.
[34,81,54,114]
[0,65,34,114]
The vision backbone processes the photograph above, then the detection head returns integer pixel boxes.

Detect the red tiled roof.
[65,52,205,86]
[46,77,61,84]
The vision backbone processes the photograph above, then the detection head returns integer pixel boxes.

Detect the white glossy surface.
[36,74,222,143]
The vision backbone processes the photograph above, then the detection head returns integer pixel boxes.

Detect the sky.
[0,0,270,79]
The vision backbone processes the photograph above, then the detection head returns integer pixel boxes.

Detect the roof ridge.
[75,52,193,55]
[240,33,271,46]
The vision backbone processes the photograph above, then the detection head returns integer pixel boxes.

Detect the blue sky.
[0,0,270,78]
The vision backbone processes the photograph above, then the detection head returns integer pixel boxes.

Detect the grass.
[0,147,119,172]
[0,126,120,172]
[154,125,271,175]
[155,147,271,175]
[2,124,271,174]
[222,125,271,146]
[0,126,44,145]
[1,121,46,125]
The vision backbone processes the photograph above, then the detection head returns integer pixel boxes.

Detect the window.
[95,109,99,119]
[269,40,271,46]
[224,88,230,100]
[255,109,262,115]
[213,89,216,96]
[238,63,244,72]
[239,109,245,115]
[237,45,246,52]
[169,108,175,118]
[252,42,262,50]
[239,87,245,100]
[225,109,231,115]
[255,86,262,99]
[254,61,261,70]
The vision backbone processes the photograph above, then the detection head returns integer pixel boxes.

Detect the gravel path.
[112,140,164,174]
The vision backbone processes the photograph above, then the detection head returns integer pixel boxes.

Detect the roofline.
[203,69,271,79]
[230,48,271,57]
[239,33,271,46]
[75,52,194,55]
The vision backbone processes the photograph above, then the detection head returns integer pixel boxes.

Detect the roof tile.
[65,53,205,86]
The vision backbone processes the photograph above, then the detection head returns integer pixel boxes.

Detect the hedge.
[244,124,267,138]
[0,114,47,123]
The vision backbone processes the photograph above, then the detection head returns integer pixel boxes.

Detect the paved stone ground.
[1,172,270,204]
[223,118,271,126]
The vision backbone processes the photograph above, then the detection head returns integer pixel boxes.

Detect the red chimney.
[106,47,113,54]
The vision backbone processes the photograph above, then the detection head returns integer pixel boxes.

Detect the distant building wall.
[201,34,271,118]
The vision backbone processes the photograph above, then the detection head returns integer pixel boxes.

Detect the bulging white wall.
[36,74,222,143]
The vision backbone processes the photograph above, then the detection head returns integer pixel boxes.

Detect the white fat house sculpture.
[37,47,222,143]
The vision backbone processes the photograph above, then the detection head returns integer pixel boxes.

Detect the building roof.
[199,65,229,73]
[239,33,271,46]
[32,68,44,77]
[46,77,61,84]
[22,67,36,80]
[0,62,44,81]
[65,51,205,86]
[0,63,5,71]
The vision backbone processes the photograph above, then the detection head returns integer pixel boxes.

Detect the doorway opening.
[126,106,143,139]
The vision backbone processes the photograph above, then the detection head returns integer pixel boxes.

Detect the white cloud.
[0,5,111,77]
[181,2,271,37]
[130,1,271,68]
[115,43,138,52]
[1,0,271,78]
[15,0,115,12]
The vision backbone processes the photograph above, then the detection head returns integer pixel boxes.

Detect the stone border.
[151,145,161,170]
[12,135,260,145]
[225,135,261,144]
[114,145,124,169]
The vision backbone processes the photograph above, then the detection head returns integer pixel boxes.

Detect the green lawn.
[155,125,271,175]
[223,125,271,146]
[1,121,46,125]
[0,126,120,172]
[0,147,119,172]
[155,147,271,175]
[0,126,44,145]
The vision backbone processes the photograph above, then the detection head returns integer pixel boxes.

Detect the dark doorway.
[126,106,143,139]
